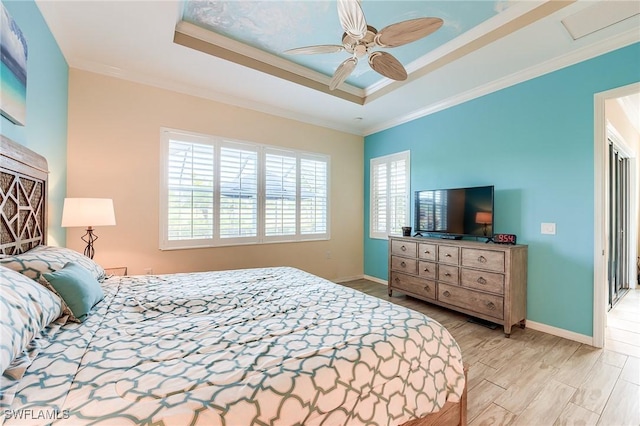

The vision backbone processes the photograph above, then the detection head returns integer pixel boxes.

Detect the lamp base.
[80,227,98,259]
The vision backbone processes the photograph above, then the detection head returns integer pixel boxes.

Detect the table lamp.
[61,198,116,259]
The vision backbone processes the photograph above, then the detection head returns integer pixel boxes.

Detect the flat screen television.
[414,185,494,238]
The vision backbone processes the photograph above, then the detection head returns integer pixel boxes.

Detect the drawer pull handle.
[401,245,407,251]
[486,302,496,310]
[424,285,430,292]
[394,277,400,283]
[445,253,452,257]
[477,277,487,285]
[401,261,407,267]
[443,290,451,297]
[424,250,431,254]
[478,255,487,263]
[423,267,430,272]
[444,273,451,277]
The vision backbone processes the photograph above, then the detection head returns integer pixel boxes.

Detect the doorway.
[593,82,639,349]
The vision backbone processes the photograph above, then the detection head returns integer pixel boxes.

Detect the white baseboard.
[336,276,595,346]
[364,275,388,286]
[526,320,593,346]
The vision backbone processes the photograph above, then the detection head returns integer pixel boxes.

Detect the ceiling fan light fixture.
[329,57,358,90]
[369,51,407,81]
[284,0,443,90]
[337,0,368,40]
[375,17,444,48]
[284,45,344,55]
[354,44,368,57]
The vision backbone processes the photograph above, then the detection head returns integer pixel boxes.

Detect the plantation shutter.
[265,151,297,237]
[300,157,328,235]
[166,139,214,241]
[371,161,388,236]
[161,129,330,249]
[370,151,410,239]
[219,145,258,239]
[389,158,408,235]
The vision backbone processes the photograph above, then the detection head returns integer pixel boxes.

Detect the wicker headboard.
[0,135,48,255]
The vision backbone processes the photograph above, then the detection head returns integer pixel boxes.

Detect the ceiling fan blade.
[368,51,407,81]
[284,45,345,55]
[375,17,444,48]
[337,0,367,40]
[329,57,358,90]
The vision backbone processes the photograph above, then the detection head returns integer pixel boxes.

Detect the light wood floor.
[339,279,640,426]
[606,289,640,358]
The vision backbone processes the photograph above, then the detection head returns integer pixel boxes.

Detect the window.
[370,151,410,239]
[165,138,214,242]
[219,144,258,240]
[160,129,330,249]
[265,150,297,238]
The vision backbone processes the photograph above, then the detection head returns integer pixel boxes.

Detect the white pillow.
[0,245,106,282]
[0,266,63,373]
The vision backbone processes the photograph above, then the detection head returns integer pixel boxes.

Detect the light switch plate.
[541,222,556,235]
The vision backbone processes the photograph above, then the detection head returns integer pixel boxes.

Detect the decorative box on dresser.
[388,236,528,337]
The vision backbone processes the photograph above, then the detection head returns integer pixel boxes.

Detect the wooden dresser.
[388,236,528,336]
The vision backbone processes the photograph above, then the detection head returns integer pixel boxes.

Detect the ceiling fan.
[284,0,444,90]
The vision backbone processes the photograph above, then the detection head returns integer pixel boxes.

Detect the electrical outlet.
[144,268,153,275]
[541,223,556,235]
[325,250,331,259]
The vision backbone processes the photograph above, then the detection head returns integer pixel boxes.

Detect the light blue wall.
[364,43,640,337]
[1,0,68,246]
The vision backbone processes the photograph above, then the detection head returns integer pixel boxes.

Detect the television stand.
[388,236,528,337]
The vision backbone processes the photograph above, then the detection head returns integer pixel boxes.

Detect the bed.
[0,135,467,425]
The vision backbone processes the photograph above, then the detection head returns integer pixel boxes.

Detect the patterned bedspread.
[4,267,465,425]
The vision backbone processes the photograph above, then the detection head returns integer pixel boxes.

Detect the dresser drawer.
[418,243,437,261]
[438,245,459,264]
[418,261,437,279]
[461,268,504,295]
[438,283,504,320]
[461,248,505,272]
[391,256,417,274]
[391,240,417,257]
[438,264,459,284]
[390,272,436,300]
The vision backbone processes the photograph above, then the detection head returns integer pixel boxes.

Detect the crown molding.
[67,14,638,139]
[174,21,365,104]
[365,0,577,104]
[364,27,640,136]
[68,59,363,136]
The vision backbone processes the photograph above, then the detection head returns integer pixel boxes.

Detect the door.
[607,140,630,310]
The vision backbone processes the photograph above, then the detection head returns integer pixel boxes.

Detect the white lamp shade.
[61,198,116,228]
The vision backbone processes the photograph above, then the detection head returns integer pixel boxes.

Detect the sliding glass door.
[608,140,630,310]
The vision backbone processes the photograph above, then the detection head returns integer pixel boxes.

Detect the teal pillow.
[42,262,104,322]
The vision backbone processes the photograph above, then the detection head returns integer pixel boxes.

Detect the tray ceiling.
[36,0,640,135]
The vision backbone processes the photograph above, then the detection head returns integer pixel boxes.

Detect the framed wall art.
[1,3,28,126]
